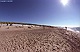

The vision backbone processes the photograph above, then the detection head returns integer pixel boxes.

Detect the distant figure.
[65,27,67,30]
[10,23,12,26]
[7,23,8,26]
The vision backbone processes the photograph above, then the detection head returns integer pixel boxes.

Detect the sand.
[0,26,80,52]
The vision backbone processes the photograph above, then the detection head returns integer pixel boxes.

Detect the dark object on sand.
[28,26,31,28]
[65,27,67,30]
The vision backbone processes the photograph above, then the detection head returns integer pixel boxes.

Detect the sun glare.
[61,0,69,6]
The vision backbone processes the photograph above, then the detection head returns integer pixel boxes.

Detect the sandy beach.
[0,26,80,52]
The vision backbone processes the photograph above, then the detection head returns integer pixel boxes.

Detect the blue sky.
[0,0,80,27]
